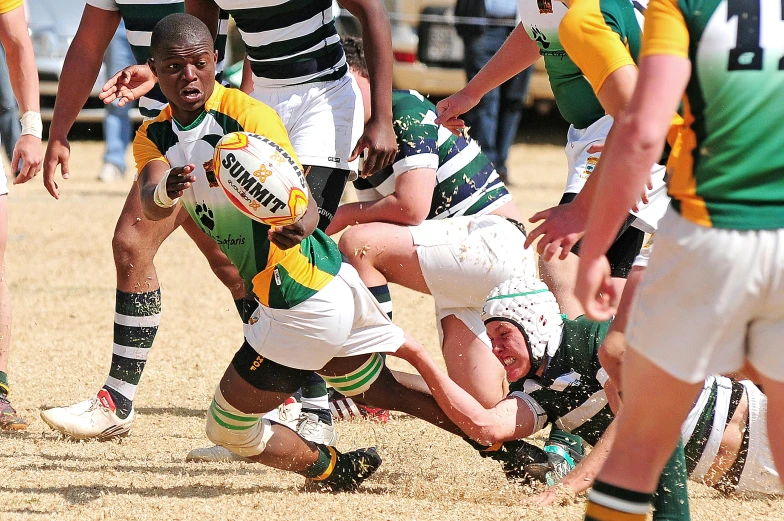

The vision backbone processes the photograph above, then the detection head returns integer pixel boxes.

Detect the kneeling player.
[135,14,466,490]
[396,277,783,503]
[330,37,534,408]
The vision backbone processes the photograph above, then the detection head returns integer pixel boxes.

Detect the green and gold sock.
[586,480,652,521]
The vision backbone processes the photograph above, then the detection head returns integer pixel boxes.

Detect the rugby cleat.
[296,411,338,446]
[537,440,584,485]
[328,389,390,423]
[0,395,27,430]
[305,447,382,492]
[40,389,134,440]
[276,396,302,430]
[185,445,252,463]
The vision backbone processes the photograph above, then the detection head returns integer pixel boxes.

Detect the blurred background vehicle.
[28,0,142,124]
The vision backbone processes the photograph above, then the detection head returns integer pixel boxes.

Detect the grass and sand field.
[1,135,782,521]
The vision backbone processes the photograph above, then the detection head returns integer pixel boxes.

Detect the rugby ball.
[213,132,309,226]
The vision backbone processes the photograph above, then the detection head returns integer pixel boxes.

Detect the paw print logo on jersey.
[195,203,215,231]
[531,26,550,48]
[252,163,273,183]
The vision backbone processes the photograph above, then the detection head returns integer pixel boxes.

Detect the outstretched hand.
[349,117,397,178]
[100,64,156,107]
[525,203,587,261]
[435,91,478,135]
[166,165,197,200]
[575,254,617,321]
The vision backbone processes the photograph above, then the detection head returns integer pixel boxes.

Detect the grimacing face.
[150,44,217,123]
[485,320,532,382]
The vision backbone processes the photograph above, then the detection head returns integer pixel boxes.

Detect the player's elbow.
[395,200,430,226]
[616,115,663,158]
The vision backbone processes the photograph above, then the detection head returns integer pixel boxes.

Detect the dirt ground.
[0,134,782,521]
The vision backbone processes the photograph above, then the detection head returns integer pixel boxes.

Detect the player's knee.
[338,224,378,267]
[320,353,384,397]
[205,388,273,458]
[112,227,150,270]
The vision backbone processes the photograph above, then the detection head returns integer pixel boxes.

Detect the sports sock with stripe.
[651,441,690,521]
[368,284,393,320]
[300,444,337,479]
[301,373,332,425]
[585,480,652,521]
[102,289,161,419]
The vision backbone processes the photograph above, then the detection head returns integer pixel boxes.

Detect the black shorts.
[559,192,645,279]
[304,165,350,231]
[231,341,312,395]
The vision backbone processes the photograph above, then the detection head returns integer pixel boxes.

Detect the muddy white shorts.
[565,115,669,234]
[737,380,783,495]
[252,73,364,172]
[244,263,405,371]
[410,214,536,347]
[626,206,784,383]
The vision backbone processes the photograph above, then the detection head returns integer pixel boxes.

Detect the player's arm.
[339,0,396,176]
[43,5,120,198]
[436,24,539,133]
[138,160,195,221]
[0,2,42,183]
[395,341,540,445]
[326,167,436,234]
[268,185,319,250]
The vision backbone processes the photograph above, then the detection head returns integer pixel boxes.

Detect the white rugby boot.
[296,412,338,446]
[40,389,134,440]
[185,445,252,463]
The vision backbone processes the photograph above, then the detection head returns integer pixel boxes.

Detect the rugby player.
[0,0,44,429]
[38,0,246,441]
[572,0,784,518]
[394,278,782,510]
[134,13,469,490]
[329,36,534,408]
[435,0,669,319]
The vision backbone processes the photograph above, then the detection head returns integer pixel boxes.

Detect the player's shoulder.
[136,106,174,142]
[211,84,279,122]
[562,0,634,33]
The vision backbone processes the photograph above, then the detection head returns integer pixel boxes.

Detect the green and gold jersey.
[353,90,512,218]
[509,317,614,446]
[643,0,784,229]
[559,0,643,95]
[518,0,606,129]
[133,83,342,308]
[87,0,229,118]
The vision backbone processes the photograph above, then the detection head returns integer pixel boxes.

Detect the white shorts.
[410,215,536,347]
[244,263,405,371]
[252,73,364,172]
[737,380,784,495]
[565,115,668,234]
[632,234,654,269]
[626,206,784,383]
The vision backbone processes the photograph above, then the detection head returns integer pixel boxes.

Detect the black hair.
[150,13,214,58]
[341,36,368,79]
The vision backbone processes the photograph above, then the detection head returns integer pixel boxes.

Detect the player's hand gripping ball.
[214,132,309,226]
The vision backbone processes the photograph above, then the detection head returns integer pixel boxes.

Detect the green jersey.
[510,316,613,445]
[518,0,606,129]
[353,90,512,218]
[643,0,784,229]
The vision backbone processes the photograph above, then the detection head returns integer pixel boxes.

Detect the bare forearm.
[560,419,619,494]
[464,24,539,100]
[348,1,393,122]
[49,45,107,139]
[337,195,425,227]
[2,37,38,113]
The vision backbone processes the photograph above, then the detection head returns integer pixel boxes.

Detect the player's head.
[341,36,371,124]
[482,277,564,382]
[149,13,217,118]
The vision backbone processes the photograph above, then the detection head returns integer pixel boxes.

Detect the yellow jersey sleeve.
[133,119,171,173]
[219,88,303,170]
[0,0,22,15]
[641,0,690,58]
[559,0,636,94]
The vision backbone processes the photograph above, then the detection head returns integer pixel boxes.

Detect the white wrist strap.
[153,169,179,208]
[20,111,42,138]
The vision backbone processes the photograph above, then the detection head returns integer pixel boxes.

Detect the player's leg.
[584,349,701,521]
[205,343,381,491]
[0,194,24,430]
[40,183,185,439]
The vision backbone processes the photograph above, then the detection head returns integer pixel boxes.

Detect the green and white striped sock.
[103,289,161,419]
[368,285,393,320]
